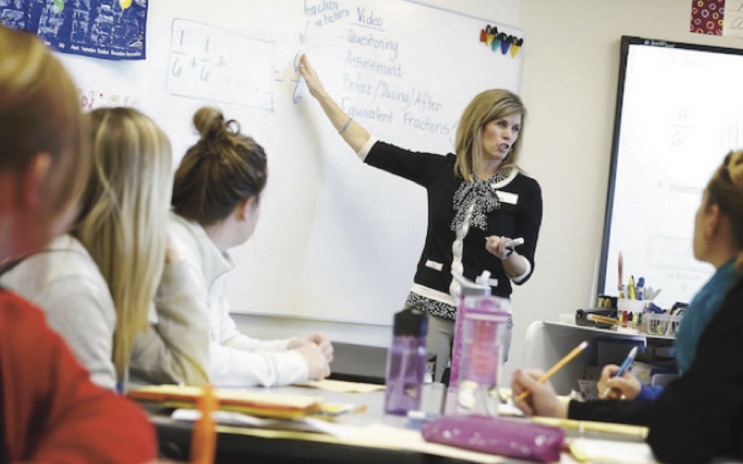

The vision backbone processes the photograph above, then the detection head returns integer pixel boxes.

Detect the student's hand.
[511,369,568,418]
[298,54,327,100]
[597,364,641,399]
[289,333,334,362]
[164,234,183,264]
[296,343,331,380]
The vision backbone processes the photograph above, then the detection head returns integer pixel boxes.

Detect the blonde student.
[169,106,333,387]
[1,107,209,390]
[0,25,156,462]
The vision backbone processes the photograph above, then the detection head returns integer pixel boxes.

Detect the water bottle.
[447,271,509,416]
[385,305,428,415]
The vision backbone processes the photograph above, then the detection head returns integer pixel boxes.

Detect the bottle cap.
[451,271,492,297]
[393,305,428,337]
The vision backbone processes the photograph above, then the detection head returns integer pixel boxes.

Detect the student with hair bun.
[170,106,333,387]
[512,151,743,463]
[0,25,156,463]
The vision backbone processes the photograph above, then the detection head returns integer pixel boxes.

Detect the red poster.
[690,0,725,35]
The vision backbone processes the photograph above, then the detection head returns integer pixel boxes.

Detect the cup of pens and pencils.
[615,275,652,333]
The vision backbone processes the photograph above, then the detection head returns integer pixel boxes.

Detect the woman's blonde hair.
[74,107,172,381]
[172,106,267,225]
[454,89,526,182]
[706,150,743,274]
[0,26,89,228]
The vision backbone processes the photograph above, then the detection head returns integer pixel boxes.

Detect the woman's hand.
[597,364,642,399]
[485,235,513,260]
[299,54,327,100]
[511,369,568,418]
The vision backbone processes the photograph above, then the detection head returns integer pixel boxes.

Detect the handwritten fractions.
[167,19,275,110]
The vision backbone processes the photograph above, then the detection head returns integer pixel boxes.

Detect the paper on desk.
[296,379,385,393]
[568,438,657,463]
[171,409,360,438]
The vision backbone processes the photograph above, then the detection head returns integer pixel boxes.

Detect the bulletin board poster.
[0,0,148,60]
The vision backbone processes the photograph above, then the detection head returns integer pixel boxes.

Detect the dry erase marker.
[505,237,524,248]
[602,346,638,398]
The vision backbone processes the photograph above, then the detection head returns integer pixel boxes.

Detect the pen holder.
[617,298,645,314]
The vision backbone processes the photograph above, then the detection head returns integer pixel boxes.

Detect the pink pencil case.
[421,415,565,462]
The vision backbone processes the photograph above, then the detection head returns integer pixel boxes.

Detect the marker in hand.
[602,346,638,398]
[504,237,524,248]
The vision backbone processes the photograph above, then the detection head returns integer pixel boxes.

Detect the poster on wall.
[0,0,148,60]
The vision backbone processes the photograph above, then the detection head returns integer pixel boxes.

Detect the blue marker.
[636,277,645,301]
[602,346,639,398]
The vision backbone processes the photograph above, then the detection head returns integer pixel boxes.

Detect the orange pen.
[191,385,218,464]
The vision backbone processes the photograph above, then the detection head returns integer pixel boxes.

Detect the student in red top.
[0,25,157,463]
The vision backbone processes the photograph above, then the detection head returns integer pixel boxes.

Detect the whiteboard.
[57,0,523,325]
[600,36,743,309]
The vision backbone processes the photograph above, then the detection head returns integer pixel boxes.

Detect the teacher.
[300,55,542,382]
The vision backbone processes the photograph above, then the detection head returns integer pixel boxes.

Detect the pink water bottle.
[447,272,509,415]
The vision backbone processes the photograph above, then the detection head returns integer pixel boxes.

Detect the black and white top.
[361,139,543,318]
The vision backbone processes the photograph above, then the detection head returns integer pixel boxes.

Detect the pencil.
[516,341,589,402]
[191,384,218,464]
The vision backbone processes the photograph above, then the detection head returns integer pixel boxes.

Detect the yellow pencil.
[516,341,589,402]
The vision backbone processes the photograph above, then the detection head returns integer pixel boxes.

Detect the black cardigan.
[365,141,543,301]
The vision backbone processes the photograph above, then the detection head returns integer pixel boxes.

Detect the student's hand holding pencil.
[597,364,641,400]
[511,369,568,418]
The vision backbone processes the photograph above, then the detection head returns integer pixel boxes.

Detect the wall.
[238,0,743,387]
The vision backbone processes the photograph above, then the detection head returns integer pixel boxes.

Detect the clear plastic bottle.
[447,271,509,416]
[384,305,428,415]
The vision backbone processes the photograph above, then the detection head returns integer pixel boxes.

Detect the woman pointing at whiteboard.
[300,55,542,382]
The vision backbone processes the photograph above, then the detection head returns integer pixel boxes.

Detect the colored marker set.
[479,25,524,57]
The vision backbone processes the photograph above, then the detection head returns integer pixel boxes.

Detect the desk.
[144,385,656,464]
[329,342,387,385]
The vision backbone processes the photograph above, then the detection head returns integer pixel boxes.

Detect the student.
[299,55,543,381]
[0,26,156,462]
[0,107,209,390]
[170,106,333,387]
[598,243,738,402]
[512,151,743,463]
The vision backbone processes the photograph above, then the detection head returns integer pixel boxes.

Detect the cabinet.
[524,321,675,395]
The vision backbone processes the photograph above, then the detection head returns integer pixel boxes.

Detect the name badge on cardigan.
[495,190,518,205]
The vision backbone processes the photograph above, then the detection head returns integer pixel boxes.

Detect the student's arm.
[299,54,371,153]
[129,259,210,386]
[209,339,311,387]
[1,291,157,463]
[31,274,118,390]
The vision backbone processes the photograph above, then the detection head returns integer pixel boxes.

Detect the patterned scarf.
[450,171,504,232]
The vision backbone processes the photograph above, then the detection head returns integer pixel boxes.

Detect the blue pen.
[602,346,639,398]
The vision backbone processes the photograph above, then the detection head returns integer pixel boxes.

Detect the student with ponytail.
[512,151,743,463]
[169,106,334,388]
